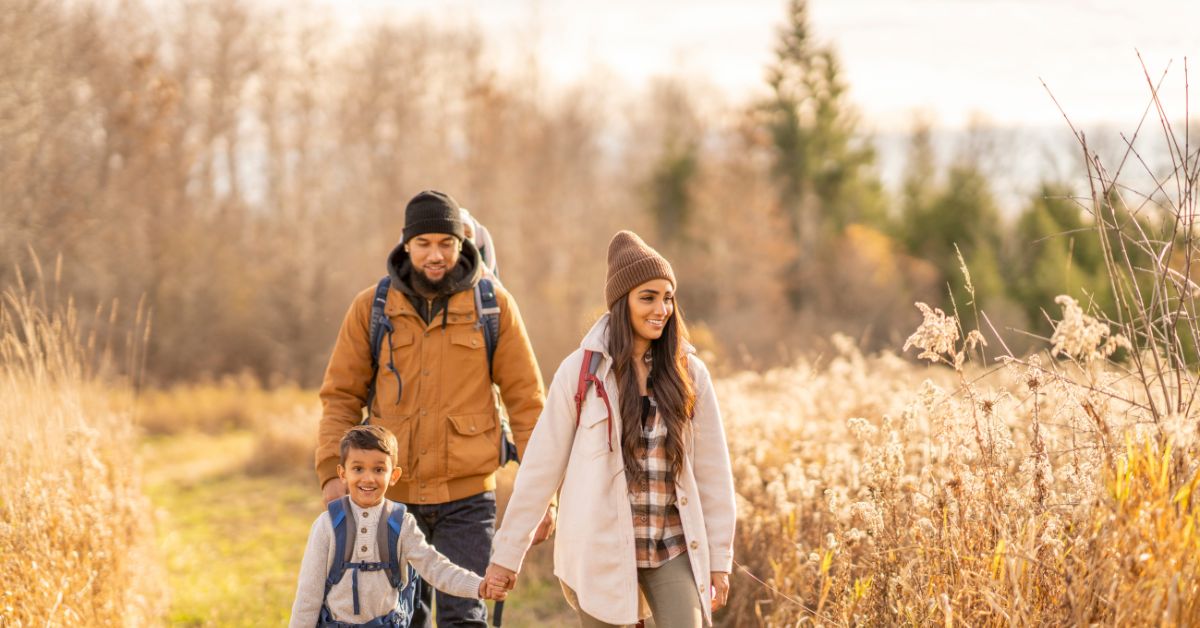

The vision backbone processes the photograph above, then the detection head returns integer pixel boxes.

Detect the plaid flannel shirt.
[630,395,687,568]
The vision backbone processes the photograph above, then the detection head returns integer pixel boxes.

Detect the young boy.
[289,425,507,627]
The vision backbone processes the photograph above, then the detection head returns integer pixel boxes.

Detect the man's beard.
[412,266,448,295]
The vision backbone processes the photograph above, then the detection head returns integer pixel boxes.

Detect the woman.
[486,231,736,627]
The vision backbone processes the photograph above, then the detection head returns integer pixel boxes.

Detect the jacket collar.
[580,313,611,356]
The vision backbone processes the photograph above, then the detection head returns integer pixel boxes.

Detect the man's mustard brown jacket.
[317,240,545,504]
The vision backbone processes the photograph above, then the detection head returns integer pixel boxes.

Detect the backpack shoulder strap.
[326,496,357,587]
[573,350,603,426]
[368,277,391,367]
[474,279,501,379]
[380,500,408,589]
[573,350,613,451]
[364,276,393,418]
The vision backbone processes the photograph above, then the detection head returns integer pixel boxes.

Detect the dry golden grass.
[136,377,312,436]
[112,309,1200,626]
[8,271,1199,625]
[136,378,317,478]
[719,311,1200,626]
[0,282,164,625]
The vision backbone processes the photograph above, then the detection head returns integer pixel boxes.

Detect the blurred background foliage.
[1,0,1186,386]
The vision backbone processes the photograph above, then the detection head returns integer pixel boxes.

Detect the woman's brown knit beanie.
[605,230,676,309]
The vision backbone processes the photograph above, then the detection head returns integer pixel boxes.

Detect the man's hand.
[711,571,730,611]
[485,563,518,594]
[531,505,557,545]
[322,478,347,504]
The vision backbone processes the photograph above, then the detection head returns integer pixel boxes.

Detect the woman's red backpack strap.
[573,351,592,423]
[572,350,614,451]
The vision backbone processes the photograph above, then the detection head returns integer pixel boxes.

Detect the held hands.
[478,575,509,601]
[710,572,730,611]
[484,563,518,599]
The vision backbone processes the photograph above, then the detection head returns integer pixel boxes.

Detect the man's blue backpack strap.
[473,278,501,376]
[365,277,401,419]
[473,278,519,465]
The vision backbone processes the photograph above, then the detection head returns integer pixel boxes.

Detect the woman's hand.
[710,571,730,611]
[531,504,557,545]
[485,563,519,594]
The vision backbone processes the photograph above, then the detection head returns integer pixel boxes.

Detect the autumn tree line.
[1,0,1168,385]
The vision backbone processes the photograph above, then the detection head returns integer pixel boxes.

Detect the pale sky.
[311,0,1199,132]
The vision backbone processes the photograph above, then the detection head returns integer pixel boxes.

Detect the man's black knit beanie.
[402,190,464,244]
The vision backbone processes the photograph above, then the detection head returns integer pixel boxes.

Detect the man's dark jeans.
[405,491,496,628]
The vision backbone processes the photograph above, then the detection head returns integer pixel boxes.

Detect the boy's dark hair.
[339,424,399,465]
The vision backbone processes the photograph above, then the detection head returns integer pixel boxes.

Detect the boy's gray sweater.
[289,499,483,626]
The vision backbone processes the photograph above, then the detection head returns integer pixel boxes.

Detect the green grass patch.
[143,430,574,626]
[144,431,321,626]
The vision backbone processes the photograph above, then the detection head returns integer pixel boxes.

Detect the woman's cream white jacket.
[491,314,737,626]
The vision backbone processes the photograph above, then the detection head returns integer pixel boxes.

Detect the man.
[317,190,555,627]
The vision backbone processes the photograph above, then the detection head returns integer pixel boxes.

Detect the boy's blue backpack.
[363,276,519,466]
[320,497,420,628]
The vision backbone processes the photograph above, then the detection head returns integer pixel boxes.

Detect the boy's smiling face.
[337,447,401,508]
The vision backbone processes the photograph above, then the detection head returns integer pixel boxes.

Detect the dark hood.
[386,238,483,300]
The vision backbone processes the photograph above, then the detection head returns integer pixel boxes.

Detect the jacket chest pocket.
[448,329,488,363]
[445,412,499,478]
[576,396,617,459]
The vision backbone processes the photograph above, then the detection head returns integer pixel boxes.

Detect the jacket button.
[421,449,428,455]
[423,331,430,338]
[423,369,430,376]
[420,496,427,502]
[421,409,428,416]
[469,425,476,432]
[690,540,699,550]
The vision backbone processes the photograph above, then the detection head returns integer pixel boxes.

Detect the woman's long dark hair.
[608,293,696,489]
